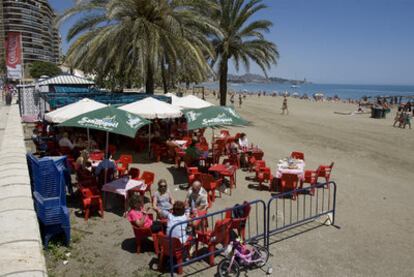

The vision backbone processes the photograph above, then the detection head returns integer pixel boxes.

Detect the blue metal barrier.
[166,199,266,276]
[265,181,337,248]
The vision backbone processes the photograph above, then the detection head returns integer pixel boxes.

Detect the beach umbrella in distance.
[172,95,213,109]
[183,106,248,130]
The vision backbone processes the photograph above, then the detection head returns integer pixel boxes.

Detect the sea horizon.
[201,82,414,100]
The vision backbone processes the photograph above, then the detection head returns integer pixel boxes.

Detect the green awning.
[183,106,248,130]
[58,106,150,138]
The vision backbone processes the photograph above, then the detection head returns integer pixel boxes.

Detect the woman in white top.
[238,133,249,148]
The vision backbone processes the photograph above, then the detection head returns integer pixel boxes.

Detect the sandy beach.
[44,94,414,277]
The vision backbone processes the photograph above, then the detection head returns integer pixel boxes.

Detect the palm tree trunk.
[161,57,168,94]
[219,56,228,106]
[146,60,154,94]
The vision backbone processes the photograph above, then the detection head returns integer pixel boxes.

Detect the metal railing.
[166,199,266,276]
[163,182,338,275]
[266,181,337,248]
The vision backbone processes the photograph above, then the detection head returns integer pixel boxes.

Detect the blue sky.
[49,0,414,85]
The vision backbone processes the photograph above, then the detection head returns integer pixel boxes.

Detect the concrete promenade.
[0,103,47,276]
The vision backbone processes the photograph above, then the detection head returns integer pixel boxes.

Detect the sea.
[201,82,414,100]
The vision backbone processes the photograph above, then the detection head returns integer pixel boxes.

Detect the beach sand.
[45,94,414,276]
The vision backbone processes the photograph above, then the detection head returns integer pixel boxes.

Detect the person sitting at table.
[74,136,88,149]
[153,179,174,219]
[31,129,47,152]
[95,153,117,177]
[237,133,249,149]
[185,181,208,213]
[228,139,239,155]
[75,150,91,171]
[166,201,190,243]
[184,141,202,167]
[127,194,153,229]
[59,132,74,150]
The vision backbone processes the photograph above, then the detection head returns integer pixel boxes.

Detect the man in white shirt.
[58,132,74,150]
[185,181,208,212]
[238,133,249,148]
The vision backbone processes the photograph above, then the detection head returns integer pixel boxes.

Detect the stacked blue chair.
[27,154,70,247]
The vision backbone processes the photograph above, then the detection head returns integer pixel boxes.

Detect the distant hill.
[227,73,308,84]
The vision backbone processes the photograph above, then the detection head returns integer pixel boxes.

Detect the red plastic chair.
[196,142,209,152]
[128,167,140,180]
[135,171,155,199]
[317,162,334,184]
[131,214,160,254]
[225,202,251,241]
[195,218,232,266]
[89,151,104,161]
[301,168,320,195]
[223,154,240,169]
[248,152,264,172]
[80,186,103,221]
[199,136,208,145]
[290,151,305,161]
[220,130,230,137]
[279,173,299,200]
[212,141,226,164]
[158,233,191,275]
[182,136,192,147]
[257,167,273,191]
[116,154,133,176]
[198,173,222,203]
[234,133,242,142]
[175,147,186,168]
[186,167,199,185]
[254,160,267,179]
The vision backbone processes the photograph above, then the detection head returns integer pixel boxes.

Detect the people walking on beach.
[239,94,243,107]
[230,93,235,105]
[393,110,402,127]
[281,96,289,115]
[403,112,411,129]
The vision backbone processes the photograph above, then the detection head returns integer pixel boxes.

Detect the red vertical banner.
[5,32,22,79]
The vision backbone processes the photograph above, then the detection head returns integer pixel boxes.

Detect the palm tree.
[58,0,217,94]
[207,0,279,105]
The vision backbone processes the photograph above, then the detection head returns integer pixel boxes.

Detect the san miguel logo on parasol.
[5,32,22,79]
[78,116,119,129]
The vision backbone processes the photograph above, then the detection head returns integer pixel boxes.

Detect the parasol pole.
[211,127,215,163]
[87,127,90,151]
[104,131,109,184]
[148,122,151,158]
